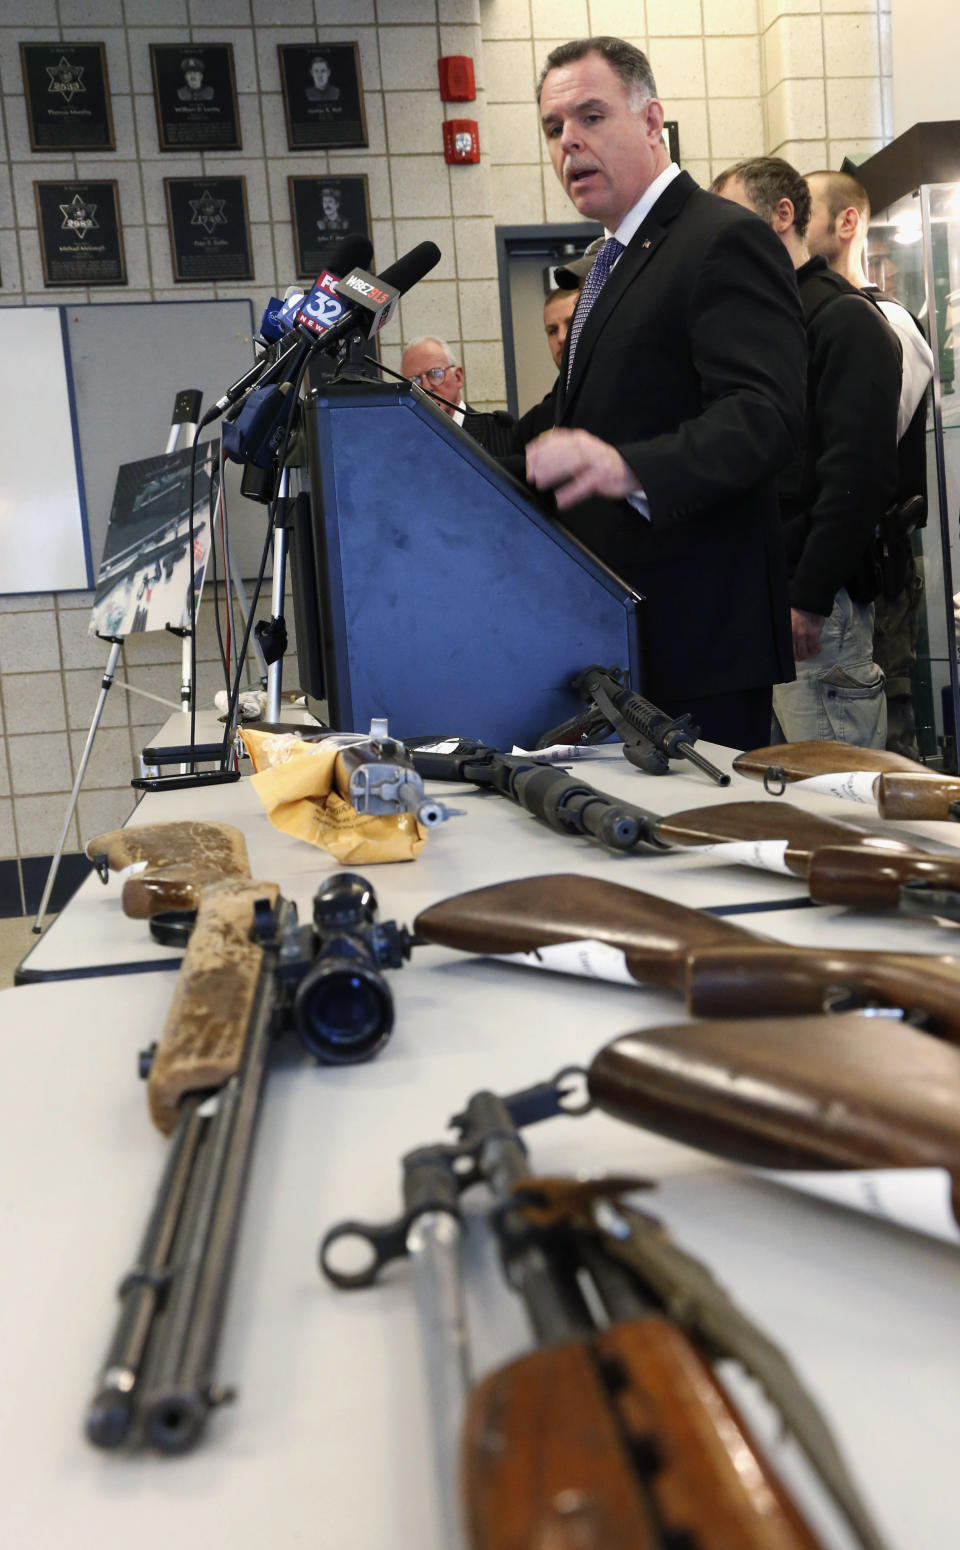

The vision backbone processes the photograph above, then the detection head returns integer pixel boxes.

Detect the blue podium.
[293,380,645,748]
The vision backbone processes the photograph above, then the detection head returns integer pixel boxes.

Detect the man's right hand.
[791,607,826,661]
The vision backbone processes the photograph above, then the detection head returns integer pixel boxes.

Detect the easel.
[33,390,264,931]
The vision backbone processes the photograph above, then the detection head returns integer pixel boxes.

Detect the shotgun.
[85,873,413,1453]
[319,1080,889,1550]
[408,739,960,917]
[732,740,960,823]
[413,873,960,1043]
[584,1011,960,1243]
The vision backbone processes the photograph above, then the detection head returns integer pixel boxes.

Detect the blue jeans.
[772,588,887,748]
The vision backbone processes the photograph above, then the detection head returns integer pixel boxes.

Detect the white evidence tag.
[116,860,149,884]
[682,839,793,874]
[510,743,604,761]
[790,771,881,803]
[492,938,637,985]
[756,1166,960,1246]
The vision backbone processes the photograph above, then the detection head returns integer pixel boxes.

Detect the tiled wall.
[0,0,894,912]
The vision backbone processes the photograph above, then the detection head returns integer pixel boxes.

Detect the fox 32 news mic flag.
[202,234,374,430]
[221,241,440,471]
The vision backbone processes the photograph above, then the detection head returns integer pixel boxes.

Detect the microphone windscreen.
[377,241,442,297]
[325,233,374,277]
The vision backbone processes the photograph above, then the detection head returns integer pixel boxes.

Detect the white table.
[4,727,960,1548]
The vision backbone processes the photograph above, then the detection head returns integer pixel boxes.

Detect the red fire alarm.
[443,119,480,164]
[438,56,475,102]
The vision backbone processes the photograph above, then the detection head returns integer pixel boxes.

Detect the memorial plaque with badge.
[288,174,371,279]
[150,43,241,152]
[20,42,115,152]
[165,176,252,283]
[35,180,126,287]
[278,43,367,150]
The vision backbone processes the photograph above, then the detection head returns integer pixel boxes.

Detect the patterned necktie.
[565,235,624,388]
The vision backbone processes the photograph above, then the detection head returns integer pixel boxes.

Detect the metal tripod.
[33,391,262,931]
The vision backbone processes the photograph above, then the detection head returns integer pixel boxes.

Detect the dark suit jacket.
[462,408,517,458]
[515,172,806,702]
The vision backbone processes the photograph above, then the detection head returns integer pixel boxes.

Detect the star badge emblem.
[59,193,98,240]
[189,188,227,237]
[47,57,86,103]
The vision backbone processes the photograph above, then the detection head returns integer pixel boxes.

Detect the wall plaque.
[150,43,241,152]
[35,180,126,287]
[165,176,252,283]
[278,43,367,150]
[21,42,115,152]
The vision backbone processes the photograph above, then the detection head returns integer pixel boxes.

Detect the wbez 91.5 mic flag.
[220,239,442,472]
[201,234,375,429]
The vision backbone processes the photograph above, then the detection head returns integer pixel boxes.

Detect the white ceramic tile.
[323,0,376,20]
[390,153,452,218]
[826,75,883,141]
[531,0,591,35]
[8,733,73,796]
[768,136,827,168]
[394,217,456,278]
[707,96,765,160]
[458,277,501,339]
[395,276,461,346]
[823,14,881,77]
[12,793,79,855]
[462,339,506,403]
[491,161,544,224]
[326,150,393,216]
[763,14,823,90]
[767,76,825,149]
[482,0,533,40]
[651,37,706,99]
[647,0,702,37]
[586,0,648,36]
[76,786,138,841]
[483,39,537,103]
[0,612,61,674]
[487,101,542,164]
[706,35,761,96]
[377,0,439,21]
[673,97,709,160]
[378,27,440,91]
[453,213,497,278]
[448,155,492,216]
[67,725,134,789]
[703,0,760,35]
[385,90,444,155]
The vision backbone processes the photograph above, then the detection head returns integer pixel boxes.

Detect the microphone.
[314,241,442,356]
[200,235,377,427]
[293,234,373,338]
[256,296,286,345]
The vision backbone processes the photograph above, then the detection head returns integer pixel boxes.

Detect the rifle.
[413,873,960,1043]
[86,820,251,918]
[584,1011,960,1240]
[319,1079,889,1550]
[733,740,960,823]
[85,872,414,1453]
[534,662,730,786]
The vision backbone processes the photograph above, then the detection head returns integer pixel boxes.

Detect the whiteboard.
[0,307,90,592]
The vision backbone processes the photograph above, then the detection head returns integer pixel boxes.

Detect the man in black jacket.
[713,157,902,748]
[518,37,805,748]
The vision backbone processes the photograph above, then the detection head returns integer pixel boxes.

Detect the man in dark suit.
[521,37,806,747]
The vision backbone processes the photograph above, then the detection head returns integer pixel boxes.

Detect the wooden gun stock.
[148,878,278,1135]
[732,741,925,783]
[875,771,960,822]
[464,1319,824,1550]
[587,1013,960,1225]
[415,874,960,1041]
[86,821,251,918]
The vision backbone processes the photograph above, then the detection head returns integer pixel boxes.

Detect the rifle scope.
[290,874,414,1064]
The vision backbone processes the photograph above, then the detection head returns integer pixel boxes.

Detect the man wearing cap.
[519,36,805,748]
[177,57,214,102]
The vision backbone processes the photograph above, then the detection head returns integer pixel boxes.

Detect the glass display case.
[860,124,960,765]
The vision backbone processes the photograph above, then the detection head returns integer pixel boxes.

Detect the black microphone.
[200,235,379,427]
[314,241,442,356]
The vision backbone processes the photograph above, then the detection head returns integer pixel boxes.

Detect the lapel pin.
[642,239,651,248]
